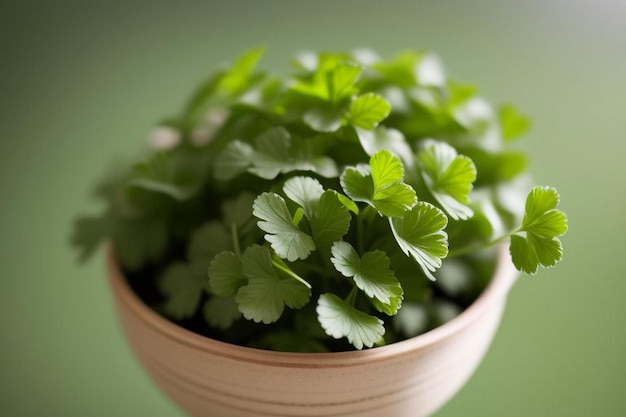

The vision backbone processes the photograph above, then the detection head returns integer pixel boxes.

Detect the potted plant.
[72,47,568,417]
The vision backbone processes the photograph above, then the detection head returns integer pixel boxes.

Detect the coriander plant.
[72,48,568,351]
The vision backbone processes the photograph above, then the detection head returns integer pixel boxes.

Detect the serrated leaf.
[208,251,246,296]
[330,242,403,315]
[159,261,209,320]
[236,245,311,324]
[316,293,384,350]
[203,296,242,329]
[389,202,449,280]
[510,186,567,274]
[253,193,315,261]
[418,140,476,220]
[348,93,391,130]
[283,176,325,219]
[310,190,351,250]
[341,150,417,217]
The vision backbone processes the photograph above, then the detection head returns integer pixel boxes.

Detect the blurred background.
[2,0,625,415]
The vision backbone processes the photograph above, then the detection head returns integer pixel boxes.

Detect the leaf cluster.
[72,47,567,351]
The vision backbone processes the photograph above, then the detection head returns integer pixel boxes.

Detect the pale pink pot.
[107,247,518,417]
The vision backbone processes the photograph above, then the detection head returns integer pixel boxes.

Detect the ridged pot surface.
[107,248,517,417]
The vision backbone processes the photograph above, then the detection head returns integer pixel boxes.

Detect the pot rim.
[107,244,517,368]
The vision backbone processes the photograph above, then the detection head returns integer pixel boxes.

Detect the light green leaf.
[208,251,246,297]
[310,190,351,251]
[236,245,311,324]
[499,104,531,141]
[337,193,360,215]
[348,93,391,130]
[328,63,362,103]
[510,186,567,274]
[203,296,242,329]
[218,46,266,97]
[341,150,417,217]
[159,261,209,320]
[389,202,449,280]
[316,293,385,350]
[418,140,477,220]
[253,193,316,261]
[330,241,403,314]
[283,176,325,219]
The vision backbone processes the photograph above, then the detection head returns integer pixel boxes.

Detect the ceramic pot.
[107,247,517,417]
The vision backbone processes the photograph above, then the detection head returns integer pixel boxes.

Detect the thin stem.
[345,286,358,307]
[447,233,513,258]
[230,222,242,258]
[271,256,312,289]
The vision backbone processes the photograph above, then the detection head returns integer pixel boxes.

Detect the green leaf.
[283,176,325,219]
[510,186,567,274]
[337,193,360,214]
[310,190,351,251]
[328,63,362,103]
[316,293,385,350]
[348,93,391,130]
[208,251,246,297]
[236,245,311,324]
[330,242,403,315]
[389,202,449,280]
[187,221,232,263]
[129,151,203,201]
[203,296,242,329]
[341,150,417,217]
[214,140,255,181]
[249,127,293,179]
[418,140,477,220]
[499,104,531,141]
[218,46,266,97]
[113,217,168,271]
[222,192,257,236]
[303,107,343,132]
[159,261,209,320]
[71,214,110,262]
[253,193,316,261]
[355,126,413,166]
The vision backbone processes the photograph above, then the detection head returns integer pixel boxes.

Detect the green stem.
[271,256,312,289]
[447,232,514,258]
[230,222,242,258]
[345,286,358,307]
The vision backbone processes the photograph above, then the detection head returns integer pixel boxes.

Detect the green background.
[2,1,625,415]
